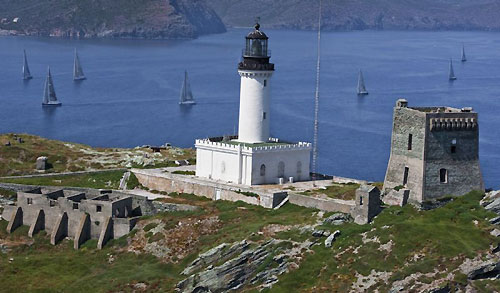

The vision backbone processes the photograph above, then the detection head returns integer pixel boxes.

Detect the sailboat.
[22,50,33,80]
[461,44,467,62]
[73,49,86,81]
[42,67,62,106]
[449,59,457,81]
[179,71,196,105]
[357,70,369,95]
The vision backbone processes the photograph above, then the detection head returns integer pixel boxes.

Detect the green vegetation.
[172,170,196,176]
[0,133,194,176]
[1,191,498,292]
[0,170,126,189]
[301,182,360,200]
[0,187,17,199]
[394,185,405,191]
[126,172,141,190]
[235,189,260,198]
[270,191,499,292]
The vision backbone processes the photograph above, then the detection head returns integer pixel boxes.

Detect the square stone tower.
[383,99,484,203]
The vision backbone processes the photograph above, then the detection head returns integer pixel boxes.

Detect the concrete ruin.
[1,188,142,249]
[384,99,484,204]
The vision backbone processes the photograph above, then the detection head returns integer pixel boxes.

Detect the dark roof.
[246,23,268,39]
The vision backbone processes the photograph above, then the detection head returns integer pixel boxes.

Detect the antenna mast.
[312,0,322,185]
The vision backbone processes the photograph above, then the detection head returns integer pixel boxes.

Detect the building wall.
[237,71,273,143]
[251,148,311,185]
[196,141,311,186]
[384,107,426,202]
[423,113,483,200]
[384,102,484,203]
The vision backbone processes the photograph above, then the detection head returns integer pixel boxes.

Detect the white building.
[195,23,312,185]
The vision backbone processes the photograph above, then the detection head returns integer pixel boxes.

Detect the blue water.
[0,29,498,188]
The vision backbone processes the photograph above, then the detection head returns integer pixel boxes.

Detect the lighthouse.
[237,23,274,143]
[195,23,311,186]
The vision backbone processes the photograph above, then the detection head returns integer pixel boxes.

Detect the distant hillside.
[0,0,226,39]
[205,0,500,31]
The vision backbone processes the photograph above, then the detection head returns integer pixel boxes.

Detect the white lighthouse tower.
[237,23,274,143]
[195,23,311,186]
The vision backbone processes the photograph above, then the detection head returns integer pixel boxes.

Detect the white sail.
[461,44,467,62]
[42,67,62,106]
[449,59,457,81]
[23,50,33,80]
[179,71,195,105]
[73,49,86,81]
[357,70,368,95]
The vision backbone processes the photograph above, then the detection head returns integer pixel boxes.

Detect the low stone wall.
[132,169,286,209]
[288,193,355,214]
[0,168,127,180]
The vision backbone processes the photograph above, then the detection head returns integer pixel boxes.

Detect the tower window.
[440,169,448,183]
[403,167,409,186]
[359,195,363,206]
[408,134,413,151]
[264,80,267,87]
[451,139,457,153]
[260,164,266,176]
[96,205,102,213]
[27,198,33,205]
[263,112,267,120]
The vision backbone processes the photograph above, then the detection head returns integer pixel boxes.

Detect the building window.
[451,138,457,154]
[440,169,448,183]
[72,203,79,210]
[403,167,409,186]
[297,161,302,174]
[408,134,413,151]
[27,198,33,205]
[359,195,363,206]
[96,205,102,213]
[278,161,285,178]
[260,164,266,176]
[263,112,267,120]
[49,200,56,207]
[264,80,267,87]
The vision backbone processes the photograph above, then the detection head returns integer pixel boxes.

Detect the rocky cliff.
[205,0,500,31]
[0,0,226,39]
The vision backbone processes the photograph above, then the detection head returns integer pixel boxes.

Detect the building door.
[278,162,285,178]
[403,167,409,186]
[215,189,221,201]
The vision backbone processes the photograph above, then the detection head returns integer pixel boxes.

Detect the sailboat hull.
[179,101,196,105]
[23,76,33,80]
[73,76,86,81]
[42,102,62,106]
[357,92,369,96]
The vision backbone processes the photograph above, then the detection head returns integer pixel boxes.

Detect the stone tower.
[383,99,484,203]
[237,23,274,143]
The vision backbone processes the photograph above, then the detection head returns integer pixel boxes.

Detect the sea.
[0,29,498,189]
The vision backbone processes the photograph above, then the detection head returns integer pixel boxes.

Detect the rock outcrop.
[0,0,226,39]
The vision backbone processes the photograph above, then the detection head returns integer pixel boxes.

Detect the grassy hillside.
[0,133,194,176]
[0,191,499,291]
[0,0,226,39]
[206,0,500,31]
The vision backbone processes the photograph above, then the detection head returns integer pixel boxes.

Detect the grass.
[301,182,360,200]
[172,170,196,176]
[0,191,498,292]
[126,172,141,190]
[0,133,194,176]
[269,191,498,292]
[0,170,126,189]
[235,189,260,198]
[0,187,17,199]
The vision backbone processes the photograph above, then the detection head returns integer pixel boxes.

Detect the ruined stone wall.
[384,107,426,202]
[133,170,276,208]
[288,193,354,213]
[423,113,484,200]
